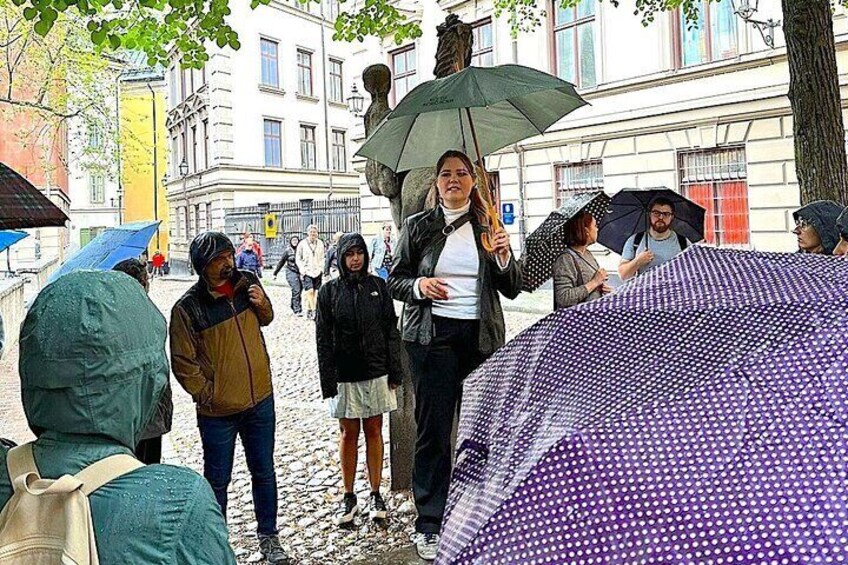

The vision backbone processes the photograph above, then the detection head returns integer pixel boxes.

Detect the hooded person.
[835,207,848,257]
[315,233,402,527]
[0,271,235,564]
[273,235,303,315]
[792,200,844,255]
[169,232,291,564]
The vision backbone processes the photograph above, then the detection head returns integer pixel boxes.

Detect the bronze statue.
[362,14,475,229]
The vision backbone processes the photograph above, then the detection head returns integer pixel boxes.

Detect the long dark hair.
[430,150,490,228]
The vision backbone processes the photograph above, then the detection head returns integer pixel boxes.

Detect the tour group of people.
[552,196,848,310]
[2,148,847,565]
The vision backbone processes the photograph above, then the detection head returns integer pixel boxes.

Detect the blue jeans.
[198,395,278,536]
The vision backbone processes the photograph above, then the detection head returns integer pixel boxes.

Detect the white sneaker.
[414,533,439,561]
[335,494,359,526]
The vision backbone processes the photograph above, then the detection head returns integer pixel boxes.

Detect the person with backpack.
[618,197,690,280]
[0,270,235,564]
[552,211,611,309]
[236,234,263,278]
[315,233,402,527]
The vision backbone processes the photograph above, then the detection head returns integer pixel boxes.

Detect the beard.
[220,265,235,280]
[651,221,670,234]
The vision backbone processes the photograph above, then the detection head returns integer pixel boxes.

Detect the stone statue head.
[363,64,392,98]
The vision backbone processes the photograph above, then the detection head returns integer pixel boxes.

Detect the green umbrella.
[355,64,588,173]
[355,64,587,251]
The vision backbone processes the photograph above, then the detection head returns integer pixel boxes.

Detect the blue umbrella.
[51,221,160,282]
[0,230,28,254]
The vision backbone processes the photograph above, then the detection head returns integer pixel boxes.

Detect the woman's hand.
[418,277,449,301]
[491,229,511,263]
[588,268,608,292]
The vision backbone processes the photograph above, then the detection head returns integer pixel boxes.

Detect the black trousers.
[406,316,487,534]
[285,269,302,314]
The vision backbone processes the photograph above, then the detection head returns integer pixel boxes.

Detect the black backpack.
[632,231,688,254]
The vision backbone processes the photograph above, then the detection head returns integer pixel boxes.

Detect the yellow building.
[119,59,169,260]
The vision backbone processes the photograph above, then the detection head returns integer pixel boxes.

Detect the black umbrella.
[0,162,68,230]
[597,188,705,255]
[521,191,610,292]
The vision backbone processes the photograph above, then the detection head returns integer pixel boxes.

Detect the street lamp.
[346,83,364,116]
[179,159,193,274]
[731,0,780,49]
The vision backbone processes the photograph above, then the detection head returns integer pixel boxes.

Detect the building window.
[169,65,179,107]
[89,174,105,204]
[326,0,340,20]
[300,124,316,170]
[679,147,749,246]
[331,129,346,172]
[554,160,603,206]
[202,119,209,170]
[194,203,201,236]
[191,125,198,172]
[329,59,343,103]
[297,50,313,97]
[170,135,179,177]
[183,206,190,239]
[675,0,737,67]
[264,119,283,168]
[552,0,597,88]
[471,19,494,67]
[180,66,187,101]
[260,38,280,88]
[88,126,102,149]
[206,201,213,230]
[179,131,186,172]
[201,64,207,86]
[391,45,417,104]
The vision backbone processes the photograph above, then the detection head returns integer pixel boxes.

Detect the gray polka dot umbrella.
[520,191,611,292]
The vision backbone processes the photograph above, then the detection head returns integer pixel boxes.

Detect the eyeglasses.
[794,218,812,231]
[650,211,674,219]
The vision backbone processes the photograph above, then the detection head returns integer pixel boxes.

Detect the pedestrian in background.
[369,223,397,280]
[388,150,522,561]
[552,211,611,309]
[296,224,325,320]
[792,200,843,255]
[113,258,173,465]
[170,232,290,564]
[325,231,344,281]
[274,235,304,316]
[237,233,263,278]
[316,233,401,527]
[152,250,166,278]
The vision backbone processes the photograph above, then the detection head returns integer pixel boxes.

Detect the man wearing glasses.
[619,197,690,280]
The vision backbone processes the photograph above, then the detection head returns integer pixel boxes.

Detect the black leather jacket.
[388,207,522,355]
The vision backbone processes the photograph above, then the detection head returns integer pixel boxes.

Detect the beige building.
[351,0,848,268]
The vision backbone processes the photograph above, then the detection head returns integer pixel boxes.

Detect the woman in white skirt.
[315,232,402,526]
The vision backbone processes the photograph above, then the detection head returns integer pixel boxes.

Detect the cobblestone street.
[0,277,544,564]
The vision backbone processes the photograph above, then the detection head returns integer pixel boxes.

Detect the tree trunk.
[782,0,848,204]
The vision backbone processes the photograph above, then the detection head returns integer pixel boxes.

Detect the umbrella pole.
[464,108,500,253]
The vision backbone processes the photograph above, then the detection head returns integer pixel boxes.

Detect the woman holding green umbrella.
[388,150,522,561]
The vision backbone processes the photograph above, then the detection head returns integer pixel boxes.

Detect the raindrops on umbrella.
[521,191,611,292]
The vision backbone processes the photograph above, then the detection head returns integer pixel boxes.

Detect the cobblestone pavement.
[0,278,543,564]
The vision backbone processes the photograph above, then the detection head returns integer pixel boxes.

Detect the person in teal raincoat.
[0,271,236,565]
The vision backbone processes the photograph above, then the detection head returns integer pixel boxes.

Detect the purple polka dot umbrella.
[438,246,848,565]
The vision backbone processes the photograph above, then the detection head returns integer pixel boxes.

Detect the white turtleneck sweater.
[412,202,511,320]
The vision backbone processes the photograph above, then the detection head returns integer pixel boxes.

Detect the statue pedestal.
[389,348,415,491]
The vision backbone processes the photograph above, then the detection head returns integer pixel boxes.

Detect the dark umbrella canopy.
[0,162,68,230]
[439,246,848,564]
[521,191,610,292]
[597,188,705,255]
[356,65,588,173]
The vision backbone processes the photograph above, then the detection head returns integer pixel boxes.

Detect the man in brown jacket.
[170,231,290,564]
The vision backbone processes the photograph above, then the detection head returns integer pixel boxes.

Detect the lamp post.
[346,83,364,116]
[730,0,780,49]
[179,160,191,274]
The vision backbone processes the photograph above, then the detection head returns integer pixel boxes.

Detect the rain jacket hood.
[289,236,300,249]
[337,233,369,280]
[837,207,848,242]
[190,231,236,279]
[18,270,169,449]
[793,200,843,255]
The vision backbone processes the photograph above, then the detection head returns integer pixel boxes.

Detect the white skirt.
[327,375,398,419]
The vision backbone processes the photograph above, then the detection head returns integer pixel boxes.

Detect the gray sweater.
[553,248,602,309]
